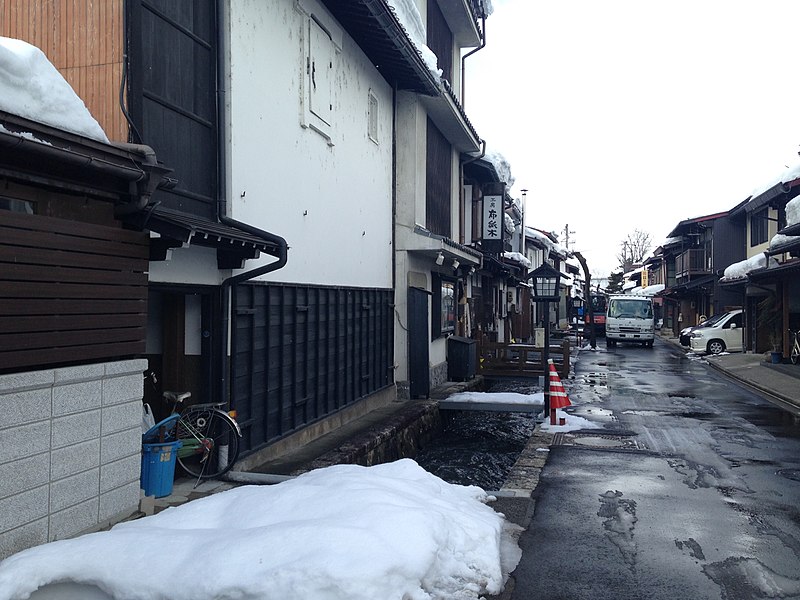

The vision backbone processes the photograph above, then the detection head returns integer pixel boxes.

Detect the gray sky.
[465,0,800,276]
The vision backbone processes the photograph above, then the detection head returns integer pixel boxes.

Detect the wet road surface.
[507,339,800,600]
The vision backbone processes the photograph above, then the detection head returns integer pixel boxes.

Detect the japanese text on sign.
[483,195,502,240]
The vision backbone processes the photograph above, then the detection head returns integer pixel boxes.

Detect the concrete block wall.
[0,359,147,560]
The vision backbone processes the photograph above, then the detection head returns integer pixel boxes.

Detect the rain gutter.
[215,0,288,409]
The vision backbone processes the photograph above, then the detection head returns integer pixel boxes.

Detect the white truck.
[605,294,655,348]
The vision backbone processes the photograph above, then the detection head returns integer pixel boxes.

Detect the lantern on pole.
[527,262,562,421]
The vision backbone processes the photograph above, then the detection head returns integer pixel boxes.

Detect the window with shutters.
[301,13,340,142]
[309,18,333,125]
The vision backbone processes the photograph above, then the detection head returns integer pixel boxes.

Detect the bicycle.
[143,389,242,480]
[789,329,800,365]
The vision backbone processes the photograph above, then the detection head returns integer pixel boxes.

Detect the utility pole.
[562,224,575,251]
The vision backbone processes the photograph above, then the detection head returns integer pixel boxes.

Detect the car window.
[699,313,726,328]
[608,299,652,319]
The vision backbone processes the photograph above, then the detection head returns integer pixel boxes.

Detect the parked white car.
[689,309,743,355]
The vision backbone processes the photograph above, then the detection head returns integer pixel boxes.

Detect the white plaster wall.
[226,0,394,289]
[148,245,223,287]
[394,92,427,232]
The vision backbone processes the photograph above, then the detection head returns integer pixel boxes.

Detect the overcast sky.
[465,0,800,277]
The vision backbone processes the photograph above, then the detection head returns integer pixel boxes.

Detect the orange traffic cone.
[547,359,571,425]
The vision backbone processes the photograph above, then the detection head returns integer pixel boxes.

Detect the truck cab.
[605,294,655,348]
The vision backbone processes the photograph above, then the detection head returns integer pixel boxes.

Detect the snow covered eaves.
[623,266,643,278]
[0,37,108,142]
[768,233,800,255]
[483,149,514,188]
[522,227,568,260]
[632,284,665,296]
[622,280,637,291]
[778,195,800,236]
[503,212,516,235]
[502,251,531,269]
[747,161,800,207]
[719,252,778,283]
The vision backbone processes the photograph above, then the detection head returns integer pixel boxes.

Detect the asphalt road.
[507,338,800,600]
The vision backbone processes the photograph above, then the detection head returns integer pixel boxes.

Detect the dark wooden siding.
[126,0,217,218]
[232,283,393,455]
[0,211,149,372]
[426,118,452,237]
[426,0,453,82]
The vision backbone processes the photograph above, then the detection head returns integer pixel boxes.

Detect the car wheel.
[707,339,726,355]
[607,339,616,348]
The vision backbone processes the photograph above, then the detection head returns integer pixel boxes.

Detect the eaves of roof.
[666,211,729,238]
[748,258,800,282]
[779,222,800,236]
[0,110,171,203]
[744,179,800,214]
[319,0,440,96]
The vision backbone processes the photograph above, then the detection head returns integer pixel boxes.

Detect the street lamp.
[527,262,562,423]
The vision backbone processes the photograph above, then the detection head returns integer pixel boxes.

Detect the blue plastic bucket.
[141,440,182,498]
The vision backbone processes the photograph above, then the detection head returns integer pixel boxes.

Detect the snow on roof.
[484,148,514,188]
[622,280,637,290]
[503,251,531,269]
[386,0,442,77]
[769,233,800,253]
[623,266,643,277]
[786,195,800,227]
[0,36,108,142]
[748,161,800,200]
[720,252,777,281]
[504,212,516,234]
[524,228,571,261]
[632,284,665,296]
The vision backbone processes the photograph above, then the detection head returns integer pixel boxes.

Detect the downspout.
[216,0,288,408]
[460,13,487,104]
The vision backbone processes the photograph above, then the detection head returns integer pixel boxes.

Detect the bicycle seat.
[163,391,192,404]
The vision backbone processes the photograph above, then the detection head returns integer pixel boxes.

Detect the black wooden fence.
[232,283,393,455]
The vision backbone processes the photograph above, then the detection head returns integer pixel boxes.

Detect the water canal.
[415,379,542,490]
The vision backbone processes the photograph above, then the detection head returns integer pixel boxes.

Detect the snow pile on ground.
[541,409,598,432]
[0,460,519,600]
[0,36,108,142]
[443,391,544,405]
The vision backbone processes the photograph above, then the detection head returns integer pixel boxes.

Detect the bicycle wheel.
[791,344,799,365]
[175,408,241,479]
